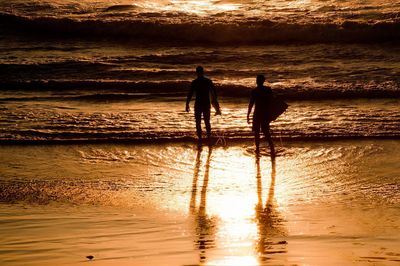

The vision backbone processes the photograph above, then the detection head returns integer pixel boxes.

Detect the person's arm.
[247,92,255,124]
[210,81,221,115]
[186,82,194,112]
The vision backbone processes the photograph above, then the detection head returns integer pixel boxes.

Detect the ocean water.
[0,1,399,142]
[0,2,400,265]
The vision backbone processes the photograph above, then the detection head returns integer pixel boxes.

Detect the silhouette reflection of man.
[186,66,221,141]
[247,75,275,155]
[190,145,216,264]
[255,151,287,262]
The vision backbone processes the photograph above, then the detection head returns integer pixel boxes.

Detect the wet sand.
[0,140,399,265]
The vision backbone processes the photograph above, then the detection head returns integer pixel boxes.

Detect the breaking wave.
[1,12,399,44]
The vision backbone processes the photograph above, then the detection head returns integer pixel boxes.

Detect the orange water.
[0,140,399,265]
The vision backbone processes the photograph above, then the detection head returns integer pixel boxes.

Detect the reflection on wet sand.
[189,145,288,265]
[255,152,287,263]
[190,145,216,264]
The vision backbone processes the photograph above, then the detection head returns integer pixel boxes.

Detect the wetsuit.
[248,85,274,149]
[187,76,218,138]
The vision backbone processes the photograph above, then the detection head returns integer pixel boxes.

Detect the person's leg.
[253,119,261,151]
[254,130,260,151]
[261,122,275,155]
[203,108,211,138]
[195,107,202,139]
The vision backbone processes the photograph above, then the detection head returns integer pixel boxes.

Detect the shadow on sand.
[190,145,216,263]
[255,151,287,263]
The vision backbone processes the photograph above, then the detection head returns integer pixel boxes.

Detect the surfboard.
[268,96,288,121]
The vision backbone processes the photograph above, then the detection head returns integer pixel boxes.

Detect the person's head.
[256,74,265,86]
[196,66,204,77]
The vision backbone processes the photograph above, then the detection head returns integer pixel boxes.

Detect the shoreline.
[1,135,399,146]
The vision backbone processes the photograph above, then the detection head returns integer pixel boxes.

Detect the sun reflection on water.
[138,0,241,15]
[185,144,287,265]
[147,141,400,264]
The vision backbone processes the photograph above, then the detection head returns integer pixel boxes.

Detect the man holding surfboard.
[186,66,221,140]
[247,75,288,155]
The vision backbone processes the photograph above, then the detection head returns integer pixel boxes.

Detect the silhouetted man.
[186,66,221,140]
[247,75,275,155]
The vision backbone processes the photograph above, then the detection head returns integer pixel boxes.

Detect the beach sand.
[0,140,399,265]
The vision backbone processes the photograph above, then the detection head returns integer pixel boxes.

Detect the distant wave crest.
[1,12,399,44]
